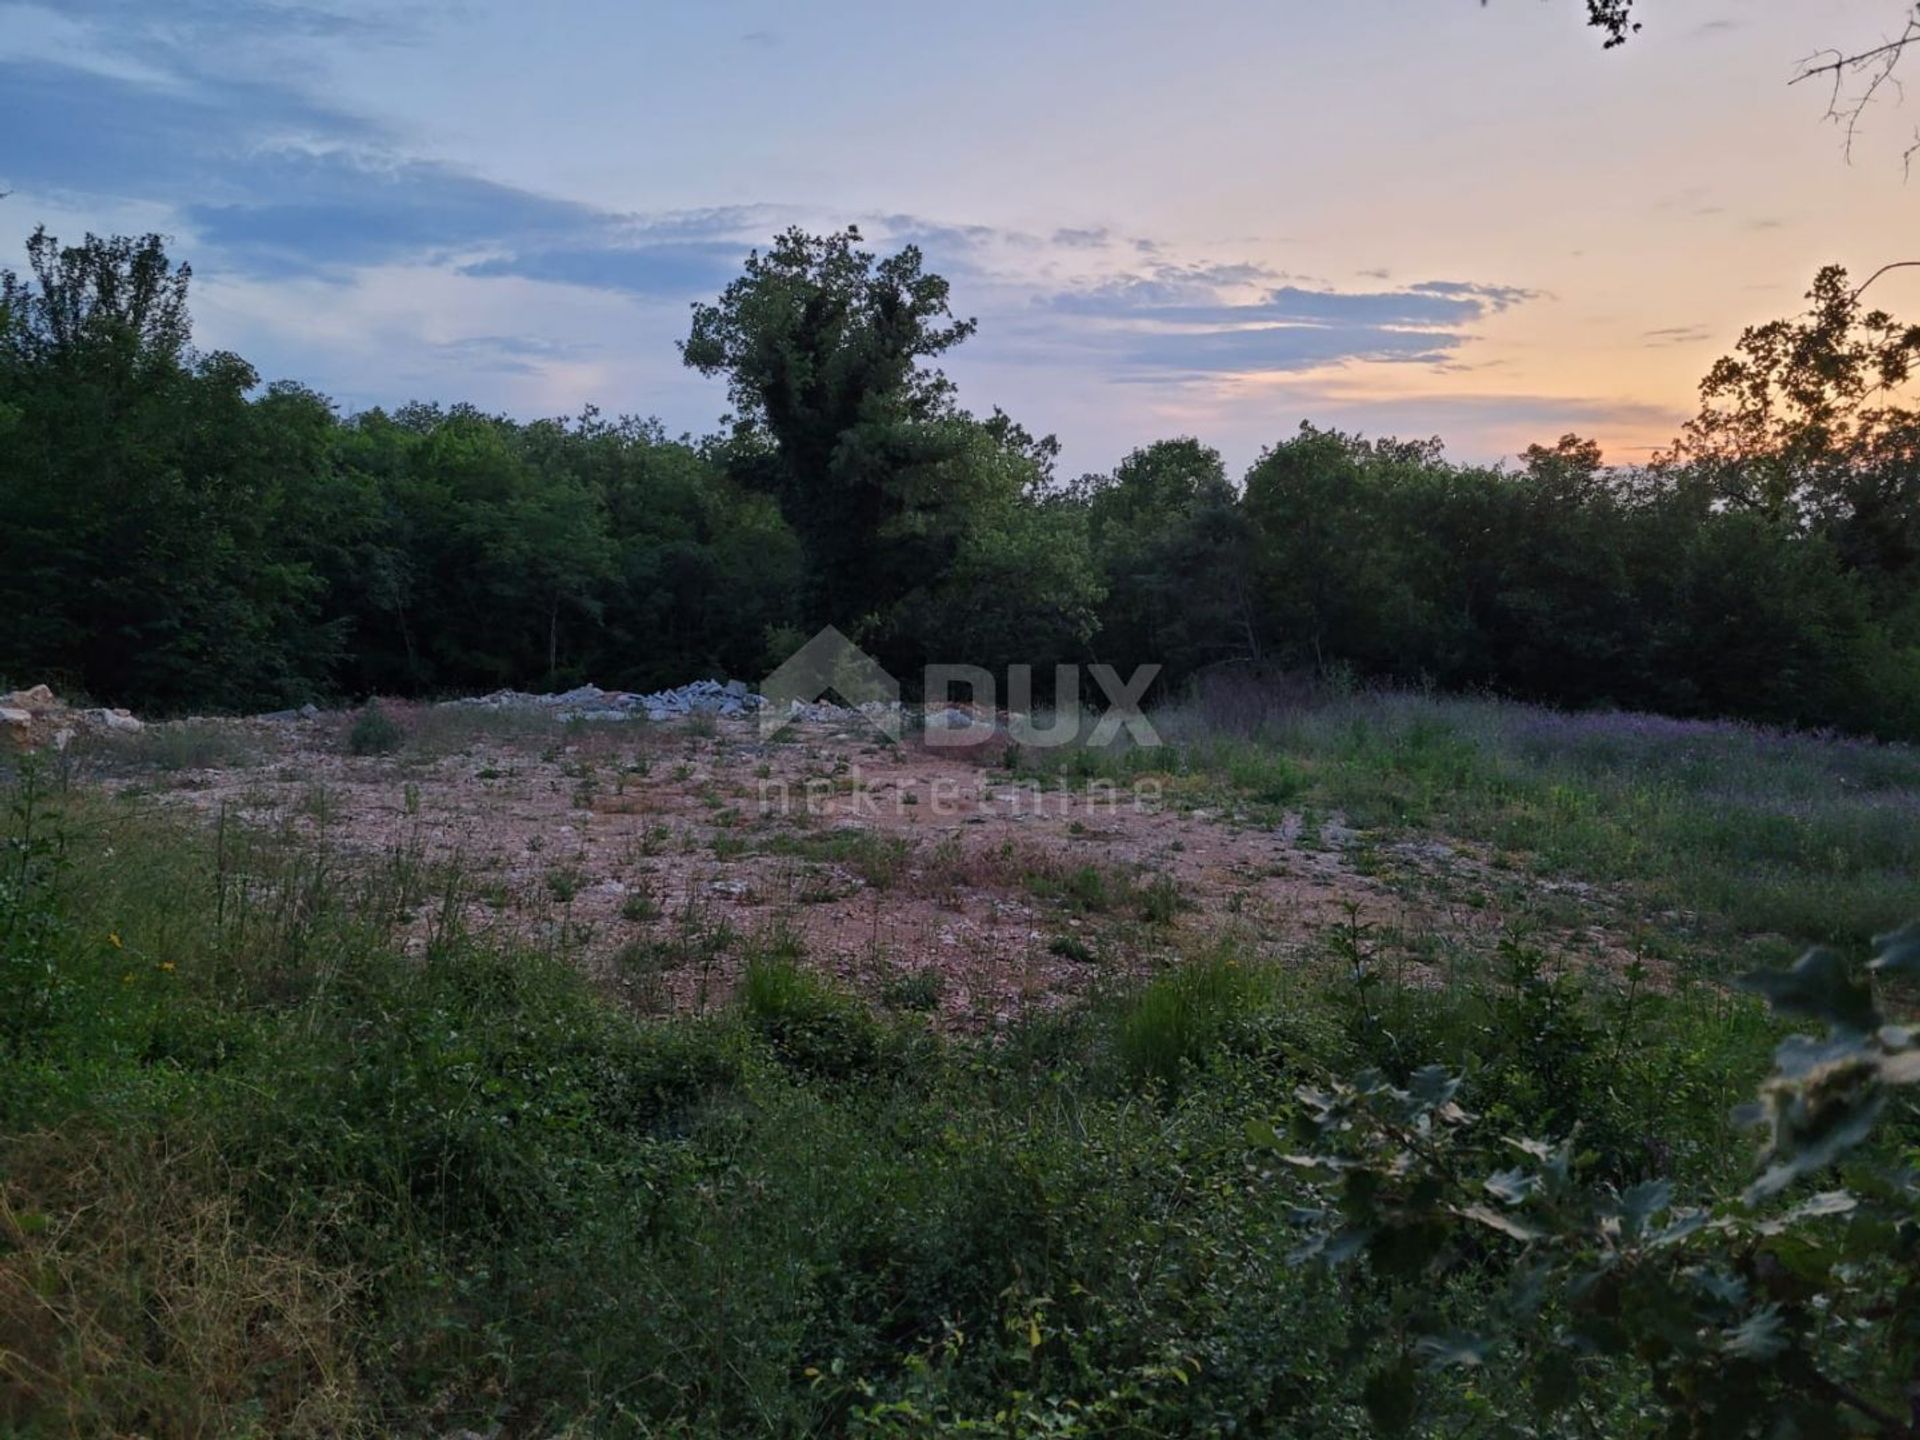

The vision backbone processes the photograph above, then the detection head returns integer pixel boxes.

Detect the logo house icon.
[758,626,901,739]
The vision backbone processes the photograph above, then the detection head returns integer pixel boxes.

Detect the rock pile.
[440,679,904,727]
[0,685,143,751]
[445,678,765,722]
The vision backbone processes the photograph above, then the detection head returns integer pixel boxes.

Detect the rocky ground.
[1,684,143,751]
[51,683,1645,1029]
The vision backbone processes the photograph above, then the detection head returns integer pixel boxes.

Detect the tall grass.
[0,760,1789,1436]
[1015,671,1920,957]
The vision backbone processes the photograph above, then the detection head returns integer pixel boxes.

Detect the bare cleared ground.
[101,704,1645,1028]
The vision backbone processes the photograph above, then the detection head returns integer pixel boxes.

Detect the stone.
[88,708,144,734]
[3,684,55,709]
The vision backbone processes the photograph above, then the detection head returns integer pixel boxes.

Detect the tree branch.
[1790,10,1920,167]
[1853,260,1920,300]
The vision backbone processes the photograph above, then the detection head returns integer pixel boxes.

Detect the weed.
[882,968,944,1012]
[347,701,403,756]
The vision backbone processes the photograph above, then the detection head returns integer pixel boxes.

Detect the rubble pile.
[442,679,903,726]
[0,685,143,751]
[445,679,761,721]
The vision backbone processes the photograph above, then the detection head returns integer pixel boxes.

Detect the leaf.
[1738,948,1879,1033]
[1413,1331,1489,1369]
[1784,1189,1856,1222]
[1746,1088,1885,1203]
[1770,1030,1871,1079]
[1721,1306,1790,1361]
[1619,1179,1672,1236]
[1288,1225,1370,1267]
[1362,1356,1418,1435]
[1483,1167,1537,1205]
[1869,920,1920,976]
[1693,1270,1748,1306]
[1648,1208,1709,1249]
[1458,1203,1545,1242]
[1245,1117,1283,1150]
[1407,1065,1462,1113]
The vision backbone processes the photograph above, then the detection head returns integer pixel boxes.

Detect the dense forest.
[3,225,1917,736]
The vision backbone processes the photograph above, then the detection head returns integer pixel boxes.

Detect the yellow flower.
[108,932,123,950]
[158,961,175,973]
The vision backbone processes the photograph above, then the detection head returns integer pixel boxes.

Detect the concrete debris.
[0,685,143,751]
[441,679,904,727]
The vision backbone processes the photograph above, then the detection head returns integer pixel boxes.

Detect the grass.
[79,720,265,775]
[1012,675,1920,963]
[1110,944,1269,1090]
[761,826,911,889]
[0,687,1890,1436]
[346,701,403,756]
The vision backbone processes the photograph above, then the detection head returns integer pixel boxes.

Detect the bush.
[346,701,403,756]
[739,955,885,1080]
[1111,947,1262,1091]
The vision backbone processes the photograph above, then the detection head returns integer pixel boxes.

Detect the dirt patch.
[111,708,1640,1027]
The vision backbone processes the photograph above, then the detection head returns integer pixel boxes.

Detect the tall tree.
[1080,439,1258,675]
[1660,264,1920,589]
[682,227,978,635]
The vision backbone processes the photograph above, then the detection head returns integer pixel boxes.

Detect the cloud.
[1642,324,1712,346]
[0,54,773,294]
[0,15,1559,468]
[1110,325,1465,374]
[1038,266,1541,376]
[1406,280,1538,313]
[0,58,374,200]
[185,154,612,272]
[459,240,753,298]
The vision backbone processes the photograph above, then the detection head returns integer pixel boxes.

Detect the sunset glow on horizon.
[4,0,1918,475]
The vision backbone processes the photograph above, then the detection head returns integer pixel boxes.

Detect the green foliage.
[1078,437,1257,677]
[345,700,403,756]
[0,760,69,1056]
[4,225,1918,751]
[739,953,887,1080]
[1112,948,1263,1091]
[682,226,977,633]
[1269,925,1920,1438]
[3,774,1894,1437]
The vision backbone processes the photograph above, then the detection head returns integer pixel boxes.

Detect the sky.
[3,0,1918,477]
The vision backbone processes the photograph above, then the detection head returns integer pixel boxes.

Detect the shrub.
[1112,948,1261,1090]
[739,955,884,1079]
[346,701,403,756]
[1272,925,1920,1439]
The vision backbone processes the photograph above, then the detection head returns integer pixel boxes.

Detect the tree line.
[1,224,1916,737]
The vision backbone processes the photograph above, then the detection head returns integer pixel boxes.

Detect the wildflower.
[157,960,175,973]
[108,931,123,949]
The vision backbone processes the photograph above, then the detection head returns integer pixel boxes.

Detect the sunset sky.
[4,0,1918,475]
